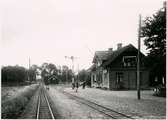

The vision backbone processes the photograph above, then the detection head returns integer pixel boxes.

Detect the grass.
[1,84,39,119]
[2,86,26,102]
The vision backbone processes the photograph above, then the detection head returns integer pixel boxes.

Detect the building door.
[116,72,124,89]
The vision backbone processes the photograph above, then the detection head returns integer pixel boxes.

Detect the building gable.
[102,44,145,67]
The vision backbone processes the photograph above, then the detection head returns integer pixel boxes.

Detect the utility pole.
[29,57,31,69]
[65,56,78,83]
[77,64,80,82]
[66,68,68,83]
[28,57,31,81]
[137,14,141,100]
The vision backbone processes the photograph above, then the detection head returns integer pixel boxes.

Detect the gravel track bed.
[48,86,109,119]
[19,86,61,119]
[45,88,62,119]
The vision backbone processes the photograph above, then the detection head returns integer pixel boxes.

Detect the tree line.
[1,65,38,85]
[2,66,27,85]
[1,63,91,86]
[40,63,91,86]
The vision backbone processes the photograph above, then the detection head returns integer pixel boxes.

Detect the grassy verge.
[1,84,39,119]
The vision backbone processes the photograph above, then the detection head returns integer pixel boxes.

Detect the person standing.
[75,81,79,92]
[72,78,75,89]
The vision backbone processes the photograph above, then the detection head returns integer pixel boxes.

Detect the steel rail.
[43,89,55,119]
[36,89,41,120]
[62,91,133,119]
[36,87,55,119]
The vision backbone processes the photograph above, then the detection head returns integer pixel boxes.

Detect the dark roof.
[48,75,59,80]
[91,44,145,69]
[87,64,96,72]
[102,44,145,66]
[93,51,108,61]
[93,50,114,62]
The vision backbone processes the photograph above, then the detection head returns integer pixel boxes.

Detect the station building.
[89,43,149,90]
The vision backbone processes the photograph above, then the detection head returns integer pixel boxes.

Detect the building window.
[123,56,137,67]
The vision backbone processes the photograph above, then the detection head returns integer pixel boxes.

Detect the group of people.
[72,79,86,92]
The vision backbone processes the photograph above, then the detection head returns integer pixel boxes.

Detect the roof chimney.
[108,48,113,52]
[117,43,122,50]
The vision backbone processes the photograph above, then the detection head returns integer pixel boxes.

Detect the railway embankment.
[1,84,39,119]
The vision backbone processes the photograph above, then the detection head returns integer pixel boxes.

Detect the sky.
[1,0,164,72]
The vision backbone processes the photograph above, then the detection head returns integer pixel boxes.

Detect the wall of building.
[108,70,149,90]
[109,71,116,89]
[91,72,97,87]
[102,69,110,89]
[140,70,149,89]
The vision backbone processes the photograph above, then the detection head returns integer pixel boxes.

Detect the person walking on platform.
[75,81,79,92]
[72,78,75,89]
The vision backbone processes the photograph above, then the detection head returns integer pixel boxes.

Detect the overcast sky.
[1,0,163,72]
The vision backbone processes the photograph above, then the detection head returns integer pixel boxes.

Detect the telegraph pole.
[71,56,74,74]
[137,14,141,100]
[65,56,78,83]
[29,57,31,69]
[66,69,68,83]
[77,64,80,82]
[27,57,31,81]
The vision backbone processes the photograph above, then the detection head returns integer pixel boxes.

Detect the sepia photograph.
[1,0,166,119]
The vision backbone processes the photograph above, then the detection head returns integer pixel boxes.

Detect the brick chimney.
[117,43,122,50]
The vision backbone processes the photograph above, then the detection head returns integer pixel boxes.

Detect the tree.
[39,63,74,84]
[141,2,166,86]
[28,64,38,81]
[2,66,27,85]
[47,63,58,76]
[40,63,59,84]
[78,69,91,86]
[60,65,72,83]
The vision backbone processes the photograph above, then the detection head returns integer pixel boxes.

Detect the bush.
[1,84,39,119]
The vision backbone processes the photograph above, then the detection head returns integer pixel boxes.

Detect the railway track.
[62,90,133,119]
[36,86,55,119]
